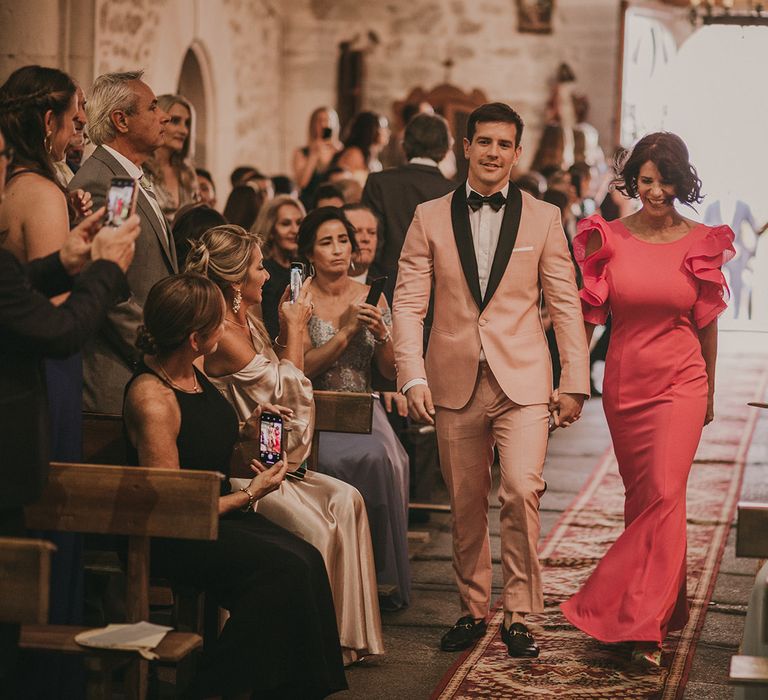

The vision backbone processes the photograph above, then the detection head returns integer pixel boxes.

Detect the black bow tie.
[467,190,506,212]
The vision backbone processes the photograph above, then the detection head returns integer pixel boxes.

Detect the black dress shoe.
[501,622,540,658]
[440,615,487,651]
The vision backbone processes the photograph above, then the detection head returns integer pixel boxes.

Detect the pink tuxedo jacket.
[393,184,590,409]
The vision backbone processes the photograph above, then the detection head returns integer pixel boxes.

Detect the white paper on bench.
[75,622,172,660]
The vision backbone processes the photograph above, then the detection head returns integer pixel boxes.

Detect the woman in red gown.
[560,132,735,666]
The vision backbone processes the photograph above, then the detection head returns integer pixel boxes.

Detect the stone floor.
[337,334,768,700]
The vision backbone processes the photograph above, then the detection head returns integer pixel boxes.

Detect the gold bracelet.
[239,486,255,511]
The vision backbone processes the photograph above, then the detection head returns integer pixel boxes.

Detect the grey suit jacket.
[69,145,178,413]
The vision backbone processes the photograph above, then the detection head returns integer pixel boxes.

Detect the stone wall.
[1,0,622,191]
[283,0,622,170]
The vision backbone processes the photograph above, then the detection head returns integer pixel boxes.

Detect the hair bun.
[135,325,159,355]
[184,238,210,275]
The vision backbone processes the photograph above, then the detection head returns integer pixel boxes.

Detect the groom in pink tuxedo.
[393,102,590,656]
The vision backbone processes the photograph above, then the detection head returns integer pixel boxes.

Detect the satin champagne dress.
[209,322,384,664]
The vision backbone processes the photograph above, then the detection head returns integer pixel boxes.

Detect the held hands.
[246,452,290,501]
[548,389,585,429]
[382,391,409,417]
[405,384,435,425]
[59,208,140,275]
[339,296,387,340]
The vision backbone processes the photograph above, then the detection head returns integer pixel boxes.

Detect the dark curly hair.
[614,132,703,206]
[297,206,358,266]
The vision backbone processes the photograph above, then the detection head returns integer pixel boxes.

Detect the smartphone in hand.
[289,262,305,303]
[105,177,138,227]
[259,412,284,465]
[365,276,387,307]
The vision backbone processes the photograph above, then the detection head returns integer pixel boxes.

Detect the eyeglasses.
[0,146,14,162]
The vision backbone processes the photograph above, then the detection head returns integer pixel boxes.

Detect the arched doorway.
[177,44,212,169]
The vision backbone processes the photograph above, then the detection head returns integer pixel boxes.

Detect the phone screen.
[259,413,283,465]
[289,263,304,303]
[106,179,137,227]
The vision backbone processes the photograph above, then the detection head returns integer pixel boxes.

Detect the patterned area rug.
[432,353,768,699]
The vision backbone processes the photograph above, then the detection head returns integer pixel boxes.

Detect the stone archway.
[177,42,214,170]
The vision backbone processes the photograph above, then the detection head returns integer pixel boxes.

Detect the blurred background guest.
[272,174,299,198]
[312,183,345,210]
[195,167,217,209]
[171,203,227,265]
[293,106,342,209]
[333,111,390,187]
[252,194,305,339]
[223,183,264,230]
[144,94,199,223]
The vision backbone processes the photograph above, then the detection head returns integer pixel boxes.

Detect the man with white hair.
[70,70,175,413]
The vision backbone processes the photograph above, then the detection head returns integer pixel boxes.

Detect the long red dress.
[560,214,735,643]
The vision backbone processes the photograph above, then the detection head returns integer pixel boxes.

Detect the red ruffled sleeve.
[684,225,736,329]
[573,215,613,325]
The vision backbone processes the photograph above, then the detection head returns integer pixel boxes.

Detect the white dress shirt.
[102,144,169,242]
[401,182,508,394]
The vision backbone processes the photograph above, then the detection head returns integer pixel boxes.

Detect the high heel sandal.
[631,643,662,668]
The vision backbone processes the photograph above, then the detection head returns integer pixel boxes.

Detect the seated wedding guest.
[515,172,546,199]
[0,144,138,696]
[230,165,258,187]
[170,203,226,264]
[223,183,264,229]
[293,106,342,209]
[343,203,385,285]
[333,111,390,187]
[70,69,176,413]
[187,226,384,665]
[144,94,199,223]
[53,84,88,190]
[272,174,298,198]
[312,183,345,210]
[123,273,347,698]
[299,207,411,610]
[195,167,217,209]
[335,177,363,204]
[252,194,306,339]
[362,113,454,276]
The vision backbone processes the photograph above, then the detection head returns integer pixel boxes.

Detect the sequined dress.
[309,311,411,609]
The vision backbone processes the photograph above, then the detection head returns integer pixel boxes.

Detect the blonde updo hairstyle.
[136,273,225,356]
[185,224,272,348]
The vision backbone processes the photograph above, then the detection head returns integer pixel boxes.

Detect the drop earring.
[232,288,242,314]
[45,130,53,155]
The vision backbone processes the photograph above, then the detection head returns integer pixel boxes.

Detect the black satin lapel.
[451,186,482,309]
[482,183,522,309]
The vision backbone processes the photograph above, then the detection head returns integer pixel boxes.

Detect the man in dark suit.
[362,113,455,276]
[70,70,176,413]
[0,122,138,688]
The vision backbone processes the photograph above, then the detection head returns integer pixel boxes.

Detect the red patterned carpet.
[432,353,767,699]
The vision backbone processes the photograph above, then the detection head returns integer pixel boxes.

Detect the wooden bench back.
[736,501,768,558]
[25,462,220,541]
[309,391,374,469]
[0,538,55,624]
[82,411,126,464]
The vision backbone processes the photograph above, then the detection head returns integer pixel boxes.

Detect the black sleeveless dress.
[125,363,346,699]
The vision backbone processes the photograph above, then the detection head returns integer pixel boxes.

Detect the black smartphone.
[105,177,138,227]
[259,412,283,466]
[321,126,333,140]
[365,276,387,306]
[289,262,305,303]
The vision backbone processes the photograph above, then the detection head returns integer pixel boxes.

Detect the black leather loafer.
[501,622,540,658]
[440,615,487,651]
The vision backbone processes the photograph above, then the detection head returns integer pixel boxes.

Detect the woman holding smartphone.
[187,224,384,665]
[292,106,342,207]
[123,273,346,699]
[300,207,411,610]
